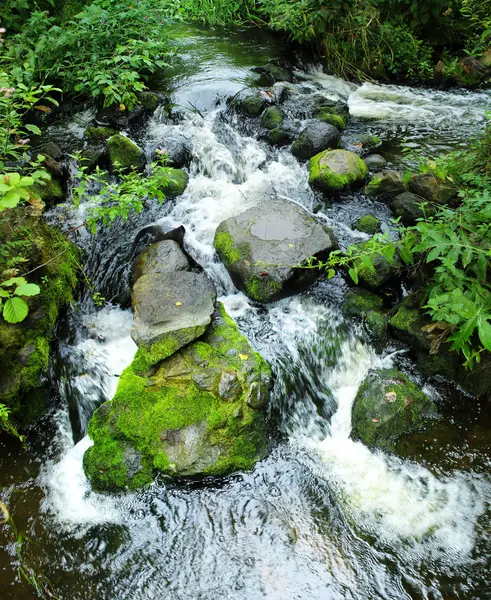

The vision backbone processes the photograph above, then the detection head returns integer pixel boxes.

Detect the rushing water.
[1,24,491,600]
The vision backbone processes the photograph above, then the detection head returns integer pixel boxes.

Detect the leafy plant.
[0,403,25,441]
[0,276,40,323]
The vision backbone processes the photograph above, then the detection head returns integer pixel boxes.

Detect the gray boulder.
[391,191,429,225]
[364,154,387,171]
[291,121,340,160]
[132,240,190,284]
[214,198,337,303]
[152,134,191,168]
[131,271,216,362]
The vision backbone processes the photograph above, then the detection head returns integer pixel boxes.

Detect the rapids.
[1,24,490,600]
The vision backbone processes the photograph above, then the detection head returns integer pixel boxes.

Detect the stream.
[1,25,491,599]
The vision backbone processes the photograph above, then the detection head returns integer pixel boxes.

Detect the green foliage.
[0,276,40,323]
[2,0,172,110]
[0,403,25,440]
[72,155,172,231]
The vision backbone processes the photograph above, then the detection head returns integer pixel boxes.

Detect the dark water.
[1,24,491,600]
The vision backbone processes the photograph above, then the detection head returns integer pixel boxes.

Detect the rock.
[38,141,62,160]
[308,149,368,193]
[252,62,294,85]
[153,135,191,169]
[357,134,382,150]
[158,168,189,197]
[341,288,388,342]
[107,134,145,171]
[80,147,106,172]
[31,171,64,205]
[353,214,381,235]
[83,305,273,490]
[390,300,433,351]
[267,127,295,146]
[214,198,337,303]
[351,368,439,453]
[84,127,119,143]
[407,172,457,205]
[131,271,216,366]
[313,109,346,130]
[391,191,428,225]
[131,224,186,257]
[291,121,340,160]
[312,96,350,120]
[352,240,399,289]
[260,107,284,130]
[42,155,64,180]
[480,49,491,68]
[138,91,160,111]
[132,240,190,284]
[233,89,271,117]
[364,154,387,171]
[365,170,405,197]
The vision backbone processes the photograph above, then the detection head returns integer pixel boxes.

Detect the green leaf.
[0,289,10,298]
[1,277,27,287]
[25,124,42,136]
[477,316,491,351]
[14,283,41,297]
[3,297,29,324]
[348,267,359,285]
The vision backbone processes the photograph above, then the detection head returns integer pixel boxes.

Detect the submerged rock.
[309,149,368,193]
[214,198,337,303]
[107,134,145,171]
[351,368,439,453]
[260,106,284,130]
[83,305,273,490]
[291,121,340,160]
[131,271,216,365]
[407,172,457,205]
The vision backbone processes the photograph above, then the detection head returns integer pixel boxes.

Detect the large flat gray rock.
[214,198,336,302]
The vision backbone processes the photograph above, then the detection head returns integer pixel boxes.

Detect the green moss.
[239,93,267,117]
[84,304,272,490]
[260,107,284,130]
[365,176,383,196]
[84,127,119,143]
[132,327,205,372]
[352,368,438,452]
[390,303,430,351]
[308,149,368,193]
[245,275,282,303]
[314,109,346,130]
[159,168,189,197]
[268,127,293,146]
[351,241,397,290]
[138,92,160,110]
[359,134,381,149]
[354,214,381,235]
[31,172,64,203]
[342,288,387,342]
[0,214,80,420]
[107,134,144,171]
[214,231,241,265]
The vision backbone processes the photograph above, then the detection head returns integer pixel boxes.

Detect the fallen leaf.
[34,105,51,113]
[371,418,379,423]
[175,301,182,306]
[239,353,249,361]
[119,103,126,112]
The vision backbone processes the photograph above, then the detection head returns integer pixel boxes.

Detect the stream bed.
[1,25,491,600]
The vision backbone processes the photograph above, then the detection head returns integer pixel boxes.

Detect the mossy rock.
[313,109,346,130]
[159,168,189,197]
[351,240,399,290]
[138,92,160,111]
[351,368,439,453]
[83,305,273,491]
[365,170,404,197]
[31,171,64,205]
[260,107,284,130]
[342,288,388,343]
[291,122,340,161]
[233,90,268,117]
[267,127,294,146]
[353,214,381,235]
[0,209,80,422]
[107,134,145,171]
[84,127,119,143]
[390,301,432,351]
[407,172,457,205]
[309,149,368,193]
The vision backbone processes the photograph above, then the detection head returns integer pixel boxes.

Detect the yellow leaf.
[119,103,126,112]
[175,301,182,306]
[239,353,248,361]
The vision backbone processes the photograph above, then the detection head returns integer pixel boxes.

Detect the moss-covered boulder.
[233,89,269,117]
[291,121,340,161]
[107,134,145,171]
[407,172,457,205]
[309,149,368,193]
[351,240,399,290]
[260,107,284,130]
[83,305,273,490]
[341,288,388,342]
[31,171,64,205]
[84,127,119,143]
[365,170,405,197]
[353,214,381,235]
[0,209,79,424]
[214,198,337,303]
[267,127,295,147]
[351,368,439,453]
[159,168,189,197]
